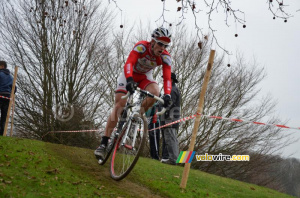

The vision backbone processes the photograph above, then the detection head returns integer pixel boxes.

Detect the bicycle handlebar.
[121,91,131,100]
[121,87,166,115]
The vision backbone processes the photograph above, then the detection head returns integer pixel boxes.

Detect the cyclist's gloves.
[163,94,172,108]
[126,77,138,95]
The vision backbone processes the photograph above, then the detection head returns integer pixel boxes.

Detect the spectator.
[0,61,14,136]
[145,102,160,160]
[160,72,181,165]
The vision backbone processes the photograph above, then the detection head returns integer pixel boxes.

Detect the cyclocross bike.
[97,87,165,181]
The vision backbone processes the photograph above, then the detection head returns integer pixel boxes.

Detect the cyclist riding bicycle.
[94,27,173,160]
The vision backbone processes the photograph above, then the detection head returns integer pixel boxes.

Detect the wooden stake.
[9,96,16,136]
[180,50,216,189]
[3,66,18,136]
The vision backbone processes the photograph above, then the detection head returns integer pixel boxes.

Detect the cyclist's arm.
[124,51,138,79]
[124,43,146,79]
[161,54,172,95]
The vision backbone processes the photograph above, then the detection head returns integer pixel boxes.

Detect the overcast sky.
[110,0,300,159]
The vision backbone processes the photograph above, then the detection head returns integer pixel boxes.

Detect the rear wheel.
[110,114,147,180]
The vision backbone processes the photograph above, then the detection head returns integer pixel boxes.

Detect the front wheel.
[110,114,147,181]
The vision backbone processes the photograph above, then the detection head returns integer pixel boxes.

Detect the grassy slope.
[0,137,293,198]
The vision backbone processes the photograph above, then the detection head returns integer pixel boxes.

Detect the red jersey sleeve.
[161,52,172,95]
[124,41,147,79]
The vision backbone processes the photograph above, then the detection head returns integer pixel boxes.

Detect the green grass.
[0,136,293,198]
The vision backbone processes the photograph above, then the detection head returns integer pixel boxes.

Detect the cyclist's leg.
[141,82,159,114]
[95,93,127,159]
[95,73,127,159]
[138,72,159,114]
[103,72,128,139]
[103,92,127,137]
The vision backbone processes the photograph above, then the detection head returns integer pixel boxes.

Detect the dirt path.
[48,143,164,198]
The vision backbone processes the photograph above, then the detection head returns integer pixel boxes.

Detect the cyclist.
[95,27,173,160]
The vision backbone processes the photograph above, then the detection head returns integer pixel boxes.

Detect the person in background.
[0,61,15,136]
[160,72,181,165]
[145,101,160,160]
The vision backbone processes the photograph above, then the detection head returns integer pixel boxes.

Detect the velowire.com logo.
[176,151,250,163]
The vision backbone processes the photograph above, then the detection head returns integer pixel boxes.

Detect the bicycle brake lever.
[121,87,142,99]
[121,92,130,99]
[156,108,166,116]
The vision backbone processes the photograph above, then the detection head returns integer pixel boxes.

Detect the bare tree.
[251,156,300,196]
[103,24,295,183]
[149,25,295,186]
[109,24,295,188]
[0,0,114,147]
[108,0,296,53]
[277,157,300,196]
[0,1,295,189]
[167,1,293,49]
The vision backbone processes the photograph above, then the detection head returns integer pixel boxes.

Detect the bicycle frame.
[119,92,145,150]
[119,88,165,150]
[121,87,166,115]
[109,87,165,180]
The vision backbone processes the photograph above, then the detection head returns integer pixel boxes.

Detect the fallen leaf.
[46,168,59,174]
[72,181,81,185]
[21,165,28,169]
[36,160,42,164]
[4,180,12,184]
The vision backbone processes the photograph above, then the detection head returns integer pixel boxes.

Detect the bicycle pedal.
[98,159,103,164]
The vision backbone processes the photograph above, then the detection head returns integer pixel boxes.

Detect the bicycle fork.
[121,114,139,151]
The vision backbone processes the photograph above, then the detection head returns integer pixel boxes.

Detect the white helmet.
[151,27,171,44]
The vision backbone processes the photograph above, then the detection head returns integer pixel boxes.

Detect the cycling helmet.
[151,27,171,44]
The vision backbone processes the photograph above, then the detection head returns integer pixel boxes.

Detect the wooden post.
[180,50,215,189]
[9,96,16,136]
[3,66,18,136]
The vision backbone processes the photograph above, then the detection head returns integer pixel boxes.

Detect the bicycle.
[97,87,165,181]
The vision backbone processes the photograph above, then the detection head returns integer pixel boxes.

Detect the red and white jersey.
[124,41,172,95]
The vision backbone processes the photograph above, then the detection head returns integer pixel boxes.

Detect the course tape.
[44,112,300,137]
[148,113,198,132]
[0,95,11,100]
[148,112,300,131]
[42,129,104,139]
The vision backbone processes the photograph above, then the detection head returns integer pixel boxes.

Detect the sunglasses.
[156,41,169,48]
